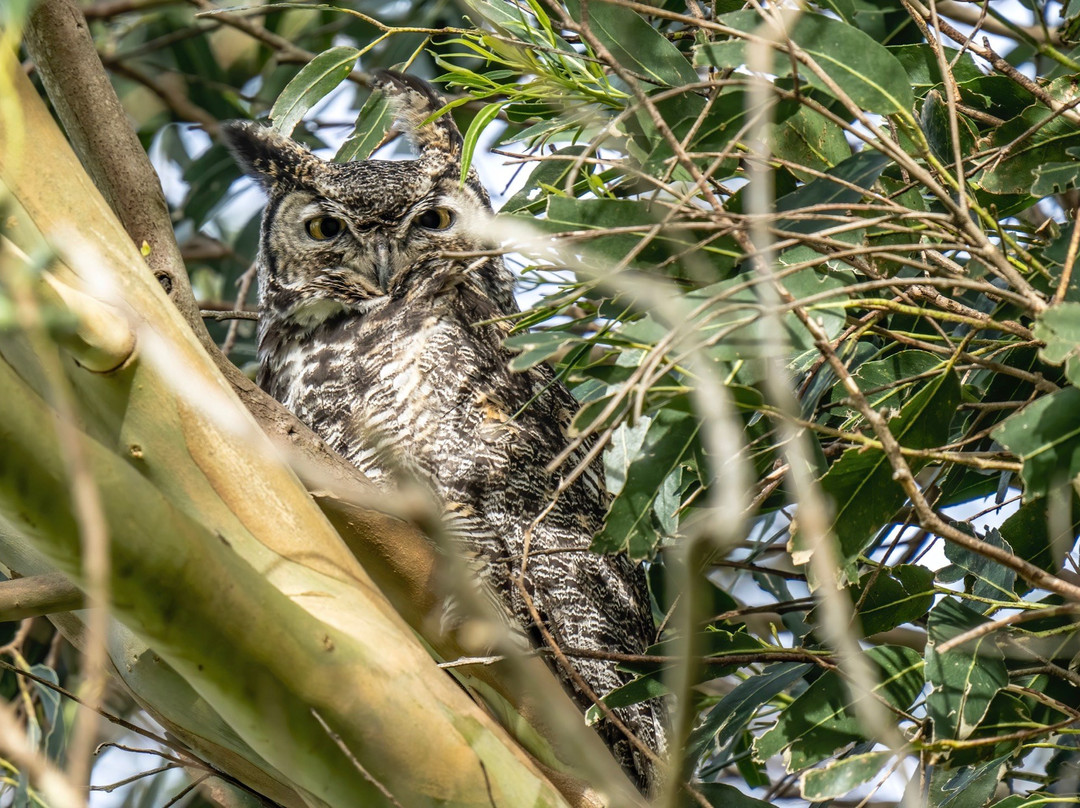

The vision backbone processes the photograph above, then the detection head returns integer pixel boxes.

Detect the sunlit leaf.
[1033,301,1080,386]
[993,386,1080,501]
[925,598,1008,741]
[584,674,668,725]
[336,92,393,162]
[270,46,359,136]
[460,101,505,183]
[594,408,699,558]
[505,330,574,371]
[800,750,892,801]
[694,11,915,115]
[565,0,698,86]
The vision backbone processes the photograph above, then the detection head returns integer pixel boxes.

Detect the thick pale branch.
[0,573,82,621]
[24,0,203,332]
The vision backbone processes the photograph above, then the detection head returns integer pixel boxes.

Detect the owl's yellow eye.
[305,216,344,240]
[415,207,456,230]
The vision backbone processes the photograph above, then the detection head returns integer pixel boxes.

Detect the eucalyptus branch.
[24,0,203,330]
[0,574,82,621]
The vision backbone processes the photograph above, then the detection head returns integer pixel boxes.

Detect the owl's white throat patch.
[287,297,351,328]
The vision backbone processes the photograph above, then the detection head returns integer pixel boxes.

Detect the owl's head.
[222,71,513,329]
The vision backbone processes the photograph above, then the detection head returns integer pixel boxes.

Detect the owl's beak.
[373,235,393,293]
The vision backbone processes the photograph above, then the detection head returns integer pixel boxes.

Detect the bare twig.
[937,603,1080,654]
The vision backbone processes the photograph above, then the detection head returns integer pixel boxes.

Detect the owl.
[222,71,666,793]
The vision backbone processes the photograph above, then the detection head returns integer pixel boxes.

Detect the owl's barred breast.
[262,289,665,791]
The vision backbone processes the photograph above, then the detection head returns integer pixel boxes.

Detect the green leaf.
[615,263,847,370]
[547,197,666,229]
[626,628,770,677]
[646,564,739,639]
[849,564,935,635]
[604,419,650,495]
[957,74,1035,121]
[771,105,852,180]
[817,368,961,564]
[687,663,812,766]
[990,794,1066,808]
[1033,301,1080,385]
[999,495,1077,579]
[920,89,979,164]
[925,598,1009,741]
[733,737,770,789]
[979,77,1080,194]
[564,0,698,86]
[584,674,668,725]
[775,150,892,233]
[828,350,943,421]
[928,753,1011,807]
[501,146,589,214]
[460,101,505,184]
[336,92,394,162]
[594,409,700,558]
[504,330,574,371]
[942,527,1016,602]
[1064,0,1080,44]
[536,197,741,273]
[182,143,241,227]
[270,46,360,136]
[29,664,65,763]
[153,9,245,121]
[801,750,893,801]
[653,466,681,536]
[637,89,798,175]
[694,11,915,115]
[992,386,1080,501]
[1033,146,1080,195]
[697,783,777,808]
[753,645,923,769]
[888,44,986,94]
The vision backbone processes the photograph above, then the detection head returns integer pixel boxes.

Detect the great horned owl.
[222,71,665,792]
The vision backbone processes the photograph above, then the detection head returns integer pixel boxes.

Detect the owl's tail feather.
[600,696,669,797]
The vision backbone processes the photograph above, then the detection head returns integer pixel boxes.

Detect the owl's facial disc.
[257,161,498,331]
[262,193,379,322]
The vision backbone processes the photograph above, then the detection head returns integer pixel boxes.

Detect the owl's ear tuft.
[221,120,321,190]
[373,70,463,165]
